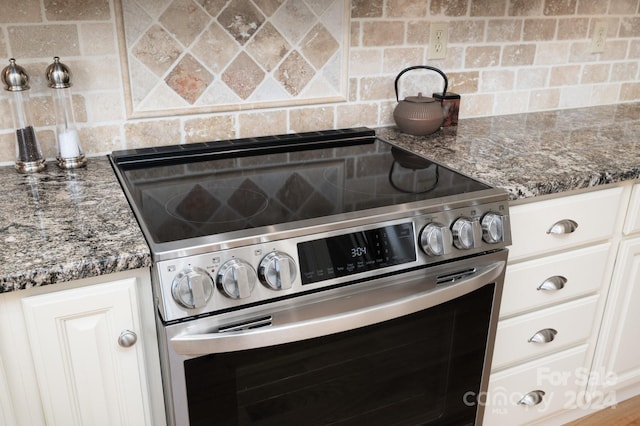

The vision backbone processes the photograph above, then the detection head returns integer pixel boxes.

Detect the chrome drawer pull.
[528,328,557,343]
[537,276,567,291]
[547,219,578,234]
[518,390,545,406]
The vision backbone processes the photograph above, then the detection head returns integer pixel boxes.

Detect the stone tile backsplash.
[0,0,639,165]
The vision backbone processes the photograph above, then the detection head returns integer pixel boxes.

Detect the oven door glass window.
[183,284,494,426]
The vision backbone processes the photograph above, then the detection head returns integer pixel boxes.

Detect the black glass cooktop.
[111,128,490,244]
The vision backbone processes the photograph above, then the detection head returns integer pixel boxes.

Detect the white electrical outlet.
[590,22,608,54]
[428,22,448,60]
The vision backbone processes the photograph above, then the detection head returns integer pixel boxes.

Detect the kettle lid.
[404,92,436,103]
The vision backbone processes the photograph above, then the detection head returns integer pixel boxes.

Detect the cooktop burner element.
[110,128,511,322]
[111,128,489,247]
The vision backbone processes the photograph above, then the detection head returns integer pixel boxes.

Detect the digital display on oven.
[297,223,416,285]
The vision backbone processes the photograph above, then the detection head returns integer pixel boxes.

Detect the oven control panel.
[155,201,511,322]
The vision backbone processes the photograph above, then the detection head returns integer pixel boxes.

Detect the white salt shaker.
[45,57,87,169]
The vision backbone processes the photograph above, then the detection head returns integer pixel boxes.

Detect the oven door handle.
[170,258,505,356]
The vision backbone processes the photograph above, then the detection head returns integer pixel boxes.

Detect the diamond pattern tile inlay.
[118,0,348,117]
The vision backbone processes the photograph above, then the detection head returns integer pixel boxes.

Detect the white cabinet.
[590,183,640,401]
[484,186,629,425]
[0,354,17,426]
[0,269,166,426]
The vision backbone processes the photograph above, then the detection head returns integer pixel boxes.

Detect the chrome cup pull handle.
[518,390,546,406]
[537,276,567,291]
[528,328,557,343]
[547,219,578,234]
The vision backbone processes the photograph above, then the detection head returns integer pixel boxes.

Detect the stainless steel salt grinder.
[1,58,46,173]
[45,57,86,169]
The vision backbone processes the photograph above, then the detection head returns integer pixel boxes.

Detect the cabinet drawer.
[500,244,610,318]
[509,187,623,261]
[483,345,588,426]
[492,295,599,370]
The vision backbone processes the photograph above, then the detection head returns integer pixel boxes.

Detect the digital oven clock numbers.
[298,223,416,285]
[351,246,367,257]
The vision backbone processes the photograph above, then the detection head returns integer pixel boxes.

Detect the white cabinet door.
[595,236,640,392]
[0,354,17,426]
[21,278,154,426]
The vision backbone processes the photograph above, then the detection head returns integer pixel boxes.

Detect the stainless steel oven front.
[155,226,507,426]
[110,128,511,426]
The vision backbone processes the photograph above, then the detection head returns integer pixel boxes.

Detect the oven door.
[159,249,506,426]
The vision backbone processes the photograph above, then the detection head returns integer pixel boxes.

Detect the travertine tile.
[218,0,265,45]
[557,17,589,39]
[301,24,339,69]
[336,103,378,127]
[620,17,640,37]
[407,20,430,44]
[0,1,41,23]
[382,48,424,73]
[275,50,314,96]
[523,18,557,41]
[480,70,515,92]
[222,52,265,99]
[351,0,383,18]
[448,71,480,93]
[44,0,110,21]
[544,0,577,15]
[577,0,608,15]
[246,22,291,72]
[125,119,180,148]
[191,23,237,74]
[0,133,14,163]
[529,88,560,110]
[509,0,544,16]
[581,63,611,84]
[238,110,286,137]
[289,106,335,132]
[466,46,501,67]
[80,125,123,154]
[159,0,209,46]
[349,49,383,75]
[253,0,285,17]
[430,0,469,17]
[549,64,581,86]
[8,25,80,58]
[611,61,639,81]
[359,76,395,101]
[184,115,236,142]
[79,23,116,55]
[86,92,124,122]
[165,54,213,104]
[502,44,536,66]
[610,0,639,15]
[487,19,523,42]
[450,20,485,43]
[516,67,548,89]
[385,0,427,18]
[132,24,182,77]
[362,22,404,46]
[471,0,507,16]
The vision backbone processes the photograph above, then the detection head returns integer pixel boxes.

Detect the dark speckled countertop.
[2,103,639,293]
[379,102,640,201]
[0,158,151,293]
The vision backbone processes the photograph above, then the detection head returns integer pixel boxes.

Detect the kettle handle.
[394,65,448,102]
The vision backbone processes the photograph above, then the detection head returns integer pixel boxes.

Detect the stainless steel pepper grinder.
[45,57,86,169]
[1,58,46,173]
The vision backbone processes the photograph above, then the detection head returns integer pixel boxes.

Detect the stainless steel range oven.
[110,128,511,426]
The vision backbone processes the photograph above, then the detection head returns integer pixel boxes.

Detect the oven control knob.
[259,251,297,290]
[481,212,505,244]
[171,266,214,309]
[217,259,257,300]
[420,223,453,256]
[452,217,480,250]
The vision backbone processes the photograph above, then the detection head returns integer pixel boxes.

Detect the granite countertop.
[0,158,151,293]
[2,102,639,294]
[379,102,640,201]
